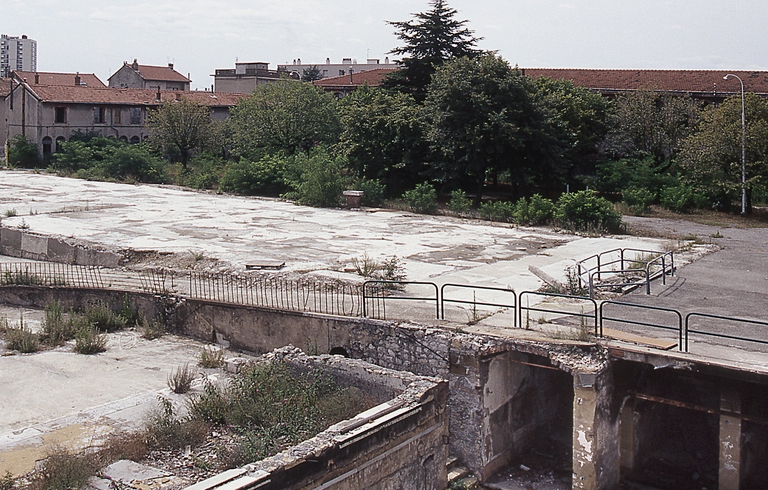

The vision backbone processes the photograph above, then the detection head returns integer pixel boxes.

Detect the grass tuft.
[168,363,196,394]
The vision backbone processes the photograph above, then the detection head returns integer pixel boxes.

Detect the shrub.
[351,254,406,282]
[5,323,39,353]
[447,189,472,215]
[479,200,514,222]
[514,194,555,225]
[0,471,15,490]
[33,445,99,490]
[83,302,127,332]
[168,363,196,394]
[556,190,623,233]
[145,396,209,450]
[659,184,707,213]
[138,314,164,340]
[105,145,164,182]
[74,323,107,354]
[402,182,438,214]
[40,301,74,346]
[282,148,350,207]
[199,346,225,368]
[7,134,39,168]
[622,187,656,215]
[355,178,387,207]
[220,155,286,195]
[184,155,224,190]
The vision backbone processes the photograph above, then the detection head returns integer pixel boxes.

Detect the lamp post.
[724,73,746,214]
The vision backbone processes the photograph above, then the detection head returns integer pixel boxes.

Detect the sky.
[5,0,768,90]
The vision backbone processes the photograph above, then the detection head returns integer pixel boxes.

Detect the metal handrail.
[577,248,672,293]
[362,281,439,319]
[518,291,598,334]
[684,312,768,352]
[599,300,683,349]
[440,283,516,321]
[588,268,649,299]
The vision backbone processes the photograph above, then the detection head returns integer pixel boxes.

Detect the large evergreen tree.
[383,0,480,101]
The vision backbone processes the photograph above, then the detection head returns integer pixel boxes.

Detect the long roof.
[13,70,106,88]
[313,68,397,89]
[521,68,768,96]
[24,85,245,107]
[110,63,191,83]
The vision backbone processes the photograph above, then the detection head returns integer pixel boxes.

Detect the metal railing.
[519,291,598,333]
[577,248,674,298]
[684,312,768,353]
[0,262,104,288]
[362,281,439,320]
[440,284,516,321]
[600,301,683,348]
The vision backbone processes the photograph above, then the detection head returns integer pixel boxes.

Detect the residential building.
[1,34,37,78]
[520,68,768,103]
[108,60,191,90]
[279,57,394,80]
[212,62,290,94]
[312,68,397,97]
[2,81,244,159]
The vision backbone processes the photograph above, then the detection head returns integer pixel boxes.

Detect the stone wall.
[188,347,449,490]
[0,226,124,267]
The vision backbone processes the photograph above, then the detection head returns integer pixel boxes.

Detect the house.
[520,68,768,102]
[2,81,244,159]
[279,57,395,79]
[312,68,398,97]
[212,62,290,94]
[108,59,191,91]
[12,70,106,88]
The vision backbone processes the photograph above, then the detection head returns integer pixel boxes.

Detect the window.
[54,107,67,124]
[114,108,121,124]
[42,136,52,155]
[129,107,142,125]
[339,70,345,76]
[93,106,106,124]
[129,136,140,144]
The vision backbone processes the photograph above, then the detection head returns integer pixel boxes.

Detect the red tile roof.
[313,68,398,88]
[26,85,245,107]
[521,68,768,96]
[131,64,191,83]
[13,71,106,88]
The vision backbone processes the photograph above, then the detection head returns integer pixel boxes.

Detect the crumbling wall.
[0,226,124,267]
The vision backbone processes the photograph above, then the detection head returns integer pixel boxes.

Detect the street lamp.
[723,73,746,215]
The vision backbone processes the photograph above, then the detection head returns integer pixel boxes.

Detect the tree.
[337,86,430,195]
[301,65,323,82]
[383,0,480,101]
[7,134,39,168]
[601,89,700,163]
[423,54,542,205]
[228,80,341,159]
[146,97,213,168]
[677,93,768,213]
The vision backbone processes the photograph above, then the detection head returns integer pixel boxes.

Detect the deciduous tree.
[146,97,213,168]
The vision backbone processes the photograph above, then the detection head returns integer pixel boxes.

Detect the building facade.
[1,35,37,78]
[278,57,394,80]
[108,60,191,91]
[212,62,288,94]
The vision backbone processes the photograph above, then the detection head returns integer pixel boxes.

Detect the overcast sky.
[6,0,768,90]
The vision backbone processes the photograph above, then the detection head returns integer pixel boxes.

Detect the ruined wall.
[0,226,124,267]
[190,347,450,490]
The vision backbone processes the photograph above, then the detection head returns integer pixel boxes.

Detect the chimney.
[75,73,81,86]
[156,88,161,102]
[34,73,39,84]
[168,62,174,70]
[132,59,139,71]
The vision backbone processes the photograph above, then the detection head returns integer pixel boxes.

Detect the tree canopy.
[146,97,214,168]
[228,80,341,159]
[383,0,480,101]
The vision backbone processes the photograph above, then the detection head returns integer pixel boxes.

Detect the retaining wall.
[0,226,125,267]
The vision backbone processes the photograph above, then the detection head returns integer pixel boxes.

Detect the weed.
[145,396,208,450]
[564,265,587,296]
[5,314,39,353]
[0,471,15,490]
[74,323,107,354]
[32,445,99,490]
[16,219,29,230]
[199,346,225,368]
[40,301,74,346]
[99,431,148,463]
[710,230,724,238]
[351,253,380,278]
[1,270,46,286]
[192,251,206,261]
[168,363,196,394]
[3,208,17,218]
[351,254,406,283]
[83,302,127,332]
[138,314,164,340]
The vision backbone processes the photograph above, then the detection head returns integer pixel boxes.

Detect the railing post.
[646,267,651,295]
[589,273,595,300]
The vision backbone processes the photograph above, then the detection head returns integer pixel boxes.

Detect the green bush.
[660,184,707,213]
[35,445,99,490]
[83,302,127,332]
[447,189,472,215]
[402,183,438,214]
[479,200,514,222]
[283,148,350,207]
[220,155,286,195]
[74,323,107,354]
[7,134,39,168]
[40,301,74,346]
[184,155,223,190]
[356,178,386,207]
[5,324,39,353]
[622,187,656,215]
[556,190,622,233]
[514,194,555,225]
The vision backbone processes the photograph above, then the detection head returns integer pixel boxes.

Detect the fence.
[0,262,104,288]
[576,248,674,298]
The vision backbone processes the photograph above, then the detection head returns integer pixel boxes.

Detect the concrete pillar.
[619,398,636,472]
[572,371,620,490]
[719,388,742,490]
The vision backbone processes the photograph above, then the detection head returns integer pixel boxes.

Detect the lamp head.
[724,75,730,80]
